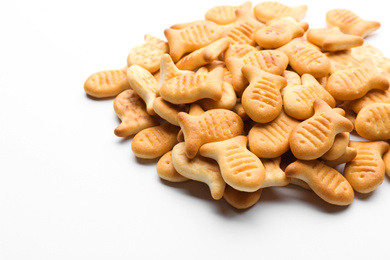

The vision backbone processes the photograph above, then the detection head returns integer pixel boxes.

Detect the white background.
[1,0,390,259]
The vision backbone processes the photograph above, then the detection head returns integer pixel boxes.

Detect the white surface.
[1,0,390,259]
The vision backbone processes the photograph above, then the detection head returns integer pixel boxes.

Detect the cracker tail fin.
[177,112,202,159]
[164,28,185,62]
[203,66,224,101]
[291,5,308,21]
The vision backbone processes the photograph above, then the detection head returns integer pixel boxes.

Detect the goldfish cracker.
[248,109,299,159]
[241,65,286,123]
[285,159,354,206]
[326,58,389,101]
[127,34,169,73]
[326,9,380,38]
[127,65,159,115]
[131,123,180,159]
[164,20,223,62]
[156,151,189,183]
[84,66,130,98]
[113,89,158,137]
[199,136,266,192]
[205,1,253,25]
[223,185,262,210]
[254,1,307,23]
[171,142,225,200]
[254,16,308,49]
[177,108,244,159]
[344,141,389,193]
[289,99,354,160]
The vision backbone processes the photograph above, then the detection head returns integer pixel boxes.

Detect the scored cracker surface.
[383,149,390,177]
[248,109,299,159]
[326,9,380,38]
[241,65,286,123]
[131,123,180,159]
[84,1,390,210]
[224,44,260,61]
[205,1,252,25]
[221,9,265,46]
[254,1,307,23]
[226,49,288,94]
[84,66,130,98]
[307,27,364,52]
[158,54,195,90]
[355,103,390,140]
[127,34,169,73]
[344,141,389,193]
[175,37,232,71]
[159,66,224,104]
[200,135,266,192]
[326,59,389,101]
[254,16,308,49]
[326,50,361,74]
[289,99,354,160]
[164,21,223,62]
[350,89,390,114]
[351,43,390,73]
[277,38,331,78]
[285,160,354,206]
[113,89,158,137]
[177,108,244,159]
[283,74,336,120]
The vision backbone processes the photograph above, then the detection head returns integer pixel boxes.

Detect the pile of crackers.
[84,1,390,209]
